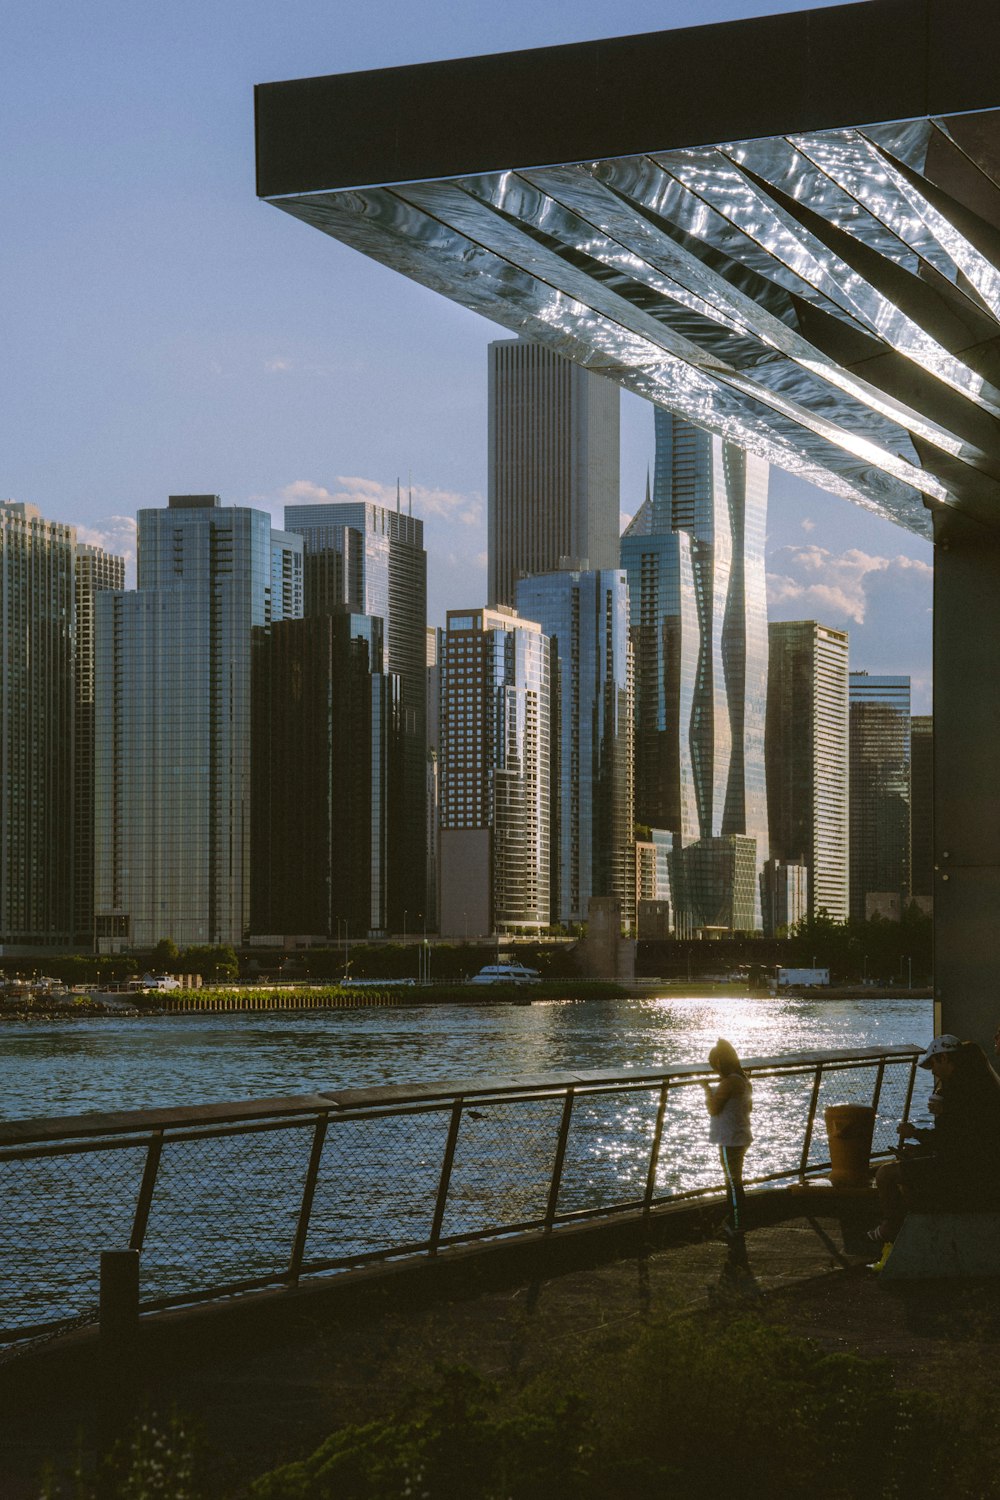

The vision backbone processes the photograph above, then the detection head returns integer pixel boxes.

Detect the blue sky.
[1,0,931,708]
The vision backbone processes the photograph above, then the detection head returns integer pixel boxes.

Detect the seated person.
[873,1036,1000,1248]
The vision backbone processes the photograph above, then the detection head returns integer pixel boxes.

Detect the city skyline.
[2,0,932,709]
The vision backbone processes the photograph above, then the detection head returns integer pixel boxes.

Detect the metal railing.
[0,1044,920,1342]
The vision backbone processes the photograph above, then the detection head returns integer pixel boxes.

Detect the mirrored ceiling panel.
[267,109,1000,536]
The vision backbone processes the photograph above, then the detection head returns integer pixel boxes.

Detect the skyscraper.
[284,499,427,931]
[74,542,126,945]
[766,621,850,923]
[515,569,634,928]
[251,612,401,939]
[94,496,303,950]
[0,502,76,946]
[488,340,620,607]
[910,715,933,910]
[438,606,550,937]
[426,625,442,932]
[849,673,911,922]
[622,410,770,930]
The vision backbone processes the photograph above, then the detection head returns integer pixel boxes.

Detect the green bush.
[249,1318,1000,1500]
[249,1368,587,1500]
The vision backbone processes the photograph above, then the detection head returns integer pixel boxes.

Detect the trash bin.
[824,1103,876,1188]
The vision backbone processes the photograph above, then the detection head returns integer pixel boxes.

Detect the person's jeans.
[720,1145,749,1267]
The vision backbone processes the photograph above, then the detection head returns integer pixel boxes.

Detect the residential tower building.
[0,502,76,946]
[515,568,634,929]
[94,496,303,950]
[910,715,933,910]
[766,621,850,923]
[74,543,126,945]
[251,611,401,940]
[284,499,427,931]
[849,672,911,921]
[438,606,550,937]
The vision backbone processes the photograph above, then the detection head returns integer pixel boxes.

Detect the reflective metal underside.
[264,110,1000,535]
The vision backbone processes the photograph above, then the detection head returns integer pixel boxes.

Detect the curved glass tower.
[623,410,769,931]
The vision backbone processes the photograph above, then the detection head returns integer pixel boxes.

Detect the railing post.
[870,1056,887,1116]
[287,1113,329,1284]
[544,1088,575,1231]
[900,1053,918,1127]
[643,1083,670,1211]
[129,1131,163,1252]
[799,1064,824,1178]
[429,1100,463,1255]
[98,1248,141,1457]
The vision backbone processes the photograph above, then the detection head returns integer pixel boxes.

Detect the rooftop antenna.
[408,469,413,517]
[396,477,401,514]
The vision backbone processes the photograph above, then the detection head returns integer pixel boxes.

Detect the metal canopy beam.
[256,0,1000,535]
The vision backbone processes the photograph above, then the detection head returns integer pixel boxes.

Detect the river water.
[1,993,934,1121]
[0,995,936,1329]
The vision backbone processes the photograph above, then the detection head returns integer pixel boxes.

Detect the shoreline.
[0,982,934,1020]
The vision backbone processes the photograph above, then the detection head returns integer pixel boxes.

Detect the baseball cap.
[917,1034,963,1068]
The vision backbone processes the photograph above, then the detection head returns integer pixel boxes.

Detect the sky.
[1,0,931,709]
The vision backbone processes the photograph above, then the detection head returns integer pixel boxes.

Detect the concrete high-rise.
[284,500,427,932]
[849,673,911,922]
[94,496,303,950]
[0,502,76,947]
[74,543,126,946]
[488,340,619,607]
[438,606,550,937]
[766,621,850,923]
[515,569,634,929]
[622,410,769,931]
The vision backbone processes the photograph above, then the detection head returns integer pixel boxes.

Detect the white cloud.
[767,542,933,709]
[265,357,293,373]
[800,517,816,533]
[766,545,931,624]
[76,515,138,586]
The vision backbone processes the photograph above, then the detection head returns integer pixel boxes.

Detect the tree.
[179,944,239,982]
[149,937,180,970]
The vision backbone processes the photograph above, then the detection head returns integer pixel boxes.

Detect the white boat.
[469,962,541,986]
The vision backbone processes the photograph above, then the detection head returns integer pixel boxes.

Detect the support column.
[933,506,1000,1051]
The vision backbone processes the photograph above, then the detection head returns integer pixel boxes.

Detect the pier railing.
[0,1044,920,1342]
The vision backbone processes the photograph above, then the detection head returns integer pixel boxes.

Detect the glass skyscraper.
[251,612,401,939]
[515,569,634,929]
[488,340,620,607]
[0,502,76,946]
[849,672,912,922]
[622,410,770,931]
[910,715,933,910]
[284,500,427,932]
[94,496,303,950]
[438,606,550,936]
[766,621,850,923]
[74,542,126,946]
